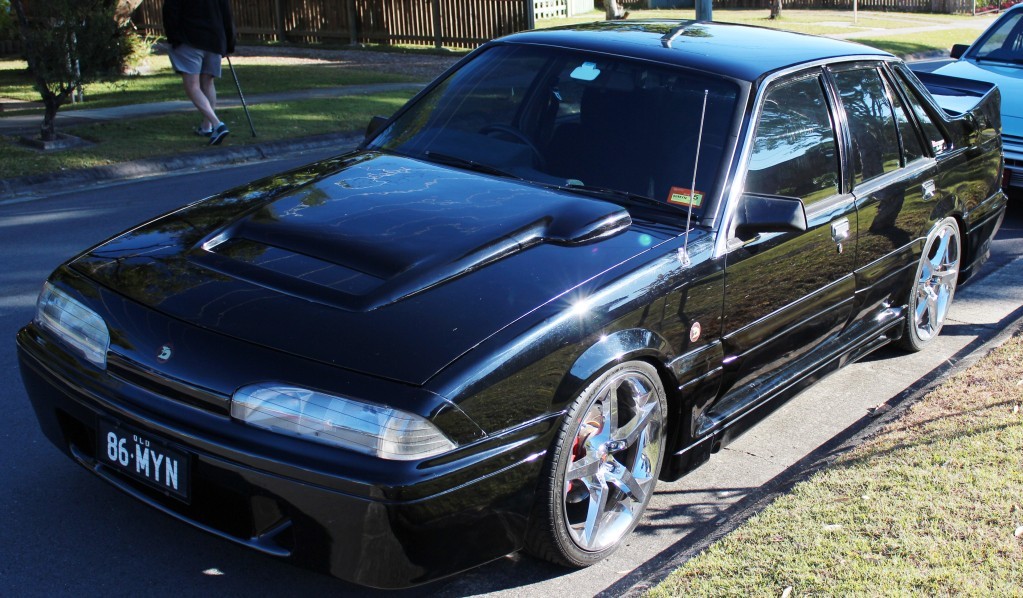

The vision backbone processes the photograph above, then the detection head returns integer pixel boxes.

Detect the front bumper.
[17,326,556,589]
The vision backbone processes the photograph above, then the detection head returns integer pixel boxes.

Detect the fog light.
[231,383,457,460]
[35,282,110,368]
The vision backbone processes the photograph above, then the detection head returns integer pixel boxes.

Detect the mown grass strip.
[856,29,985,57]
[0,91,415,179]
[651,333,1023,596]
[0,56,416,109]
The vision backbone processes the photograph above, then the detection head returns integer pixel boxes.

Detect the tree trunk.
[604,0,627,20]
[40,95,61,141]
[115,0,145,24]
[769,0,783,19]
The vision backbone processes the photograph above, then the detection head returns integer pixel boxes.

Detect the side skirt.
[661,305,904,482]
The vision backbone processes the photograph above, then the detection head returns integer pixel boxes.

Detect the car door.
[828,62,946,324]
[704,69,857,433]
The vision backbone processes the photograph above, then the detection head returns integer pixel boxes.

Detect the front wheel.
[525,361,667,567]
[899,217,961,352]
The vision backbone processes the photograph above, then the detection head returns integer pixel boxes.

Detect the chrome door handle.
[831,218,850,242]
[923,179,936,201]
[831,218,850,254]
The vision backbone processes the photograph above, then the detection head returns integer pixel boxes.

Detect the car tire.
[899,217,961,352]
[524,361,667,567]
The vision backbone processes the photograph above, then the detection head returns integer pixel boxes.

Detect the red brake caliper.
[566,413,603,501]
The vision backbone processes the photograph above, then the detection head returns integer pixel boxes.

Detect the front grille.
[79,435,293,548]
[1011,168,1023,189]
[1003,133,1023,151]
[107,353,231,414]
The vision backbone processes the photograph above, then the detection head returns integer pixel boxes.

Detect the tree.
[769,0,783,20]
[11,0,133,141]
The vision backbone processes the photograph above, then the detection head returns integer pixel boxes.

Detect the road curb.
[0,132,362,203]
[605,266,1023,597]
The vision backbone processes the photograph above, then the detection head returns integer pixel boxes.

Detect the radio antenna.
[680,89,708,267]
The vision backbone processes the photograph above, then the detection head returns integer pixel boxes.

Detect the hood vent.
[186,155,634,311]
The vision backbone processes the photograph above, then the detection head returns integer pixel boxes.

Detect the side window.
[745,75,840,205]
[893,65,948,155]
[885,75,926,163]
[832,66,901,186]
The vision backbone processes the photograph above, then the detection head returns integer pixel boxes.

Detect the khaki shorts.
[168,43,222,77]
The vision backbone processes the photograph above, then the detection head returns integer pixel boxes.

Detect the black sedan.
[17,20,1006,588]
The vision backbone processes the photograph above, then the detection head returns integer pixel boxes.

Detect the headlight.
[231,383,457,460]
[35,282,110,368]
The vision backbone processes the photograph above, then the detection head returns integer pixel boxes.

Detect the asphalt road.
[1,156,1021,597]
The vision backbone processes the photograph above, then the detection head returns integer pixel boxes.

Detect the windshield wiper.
[423,151,522,180]
[554,182,680,212]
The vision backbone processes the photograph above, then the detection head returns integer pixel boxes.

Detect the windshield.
[972,10,1023,64]
[368,44,740,216]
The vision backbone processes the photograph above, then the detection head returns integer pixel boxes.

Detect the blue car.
[934,4,1023,194]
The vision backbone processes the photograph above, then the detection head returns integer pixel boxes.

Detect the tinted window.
[370,45,740,215]
[745,75,839,204]
[892,65,947,155]
[886,74,925,163]
[832,66,901,186]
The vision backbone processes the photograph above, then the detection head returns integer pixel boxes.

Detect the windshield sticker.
[570,62,601,81]
[668,187,704,208]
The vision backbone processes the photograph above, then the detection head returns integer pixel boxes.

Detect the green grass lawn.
[0,55,416,110]
[856,29,985,56]
[0,91,415,179]
[651,333,1023,596]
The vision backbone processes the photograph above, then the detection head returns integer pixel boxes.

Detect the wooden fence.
[132,0,535,49]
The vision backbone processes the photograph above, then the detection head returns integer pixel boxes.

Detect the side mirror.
[733,193,808,240]
[950,44,969,60]
[364,115,389,142]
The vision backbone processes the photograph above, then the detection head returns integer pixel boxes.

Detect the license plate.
[98,419,191,502]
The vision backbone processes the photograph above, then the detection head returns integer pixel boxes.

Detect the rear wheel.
[899,217,961,352]
[525,361,667,567]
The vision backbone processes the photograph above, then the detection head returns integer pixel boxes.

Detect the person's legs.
[197,52,228,145]
[199,74,217,131]
[170,44,221,133]
[181,73,220,130]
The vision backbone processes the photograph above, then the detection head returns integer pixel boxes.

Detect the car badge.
[157,343,174,363]
[689,322,701,343]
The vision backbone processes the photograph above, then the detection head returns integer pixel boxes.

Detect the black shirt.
[163,0,235,55]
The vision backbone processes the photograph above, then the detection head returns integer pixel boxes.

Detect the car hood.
[932,59,1023,141]
[72,152,673,385]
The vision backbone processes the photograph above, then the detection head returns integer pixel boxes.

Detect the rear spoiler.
[915,70,1001,131]
[912,67,998,146]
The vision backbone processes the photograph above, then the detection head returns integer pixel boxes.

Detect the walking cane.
[226,56,256,137]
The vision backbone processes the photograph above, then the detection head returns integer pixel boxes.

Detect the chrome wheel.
[525,361,666,566]
[903,217,960,351]
[562,370,664,551]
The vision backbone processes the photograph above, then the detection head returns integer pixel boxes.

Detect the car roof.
[499,20,892,82]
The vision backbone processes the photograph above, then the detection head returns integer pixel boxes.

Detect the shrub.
[12,0,134,141]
